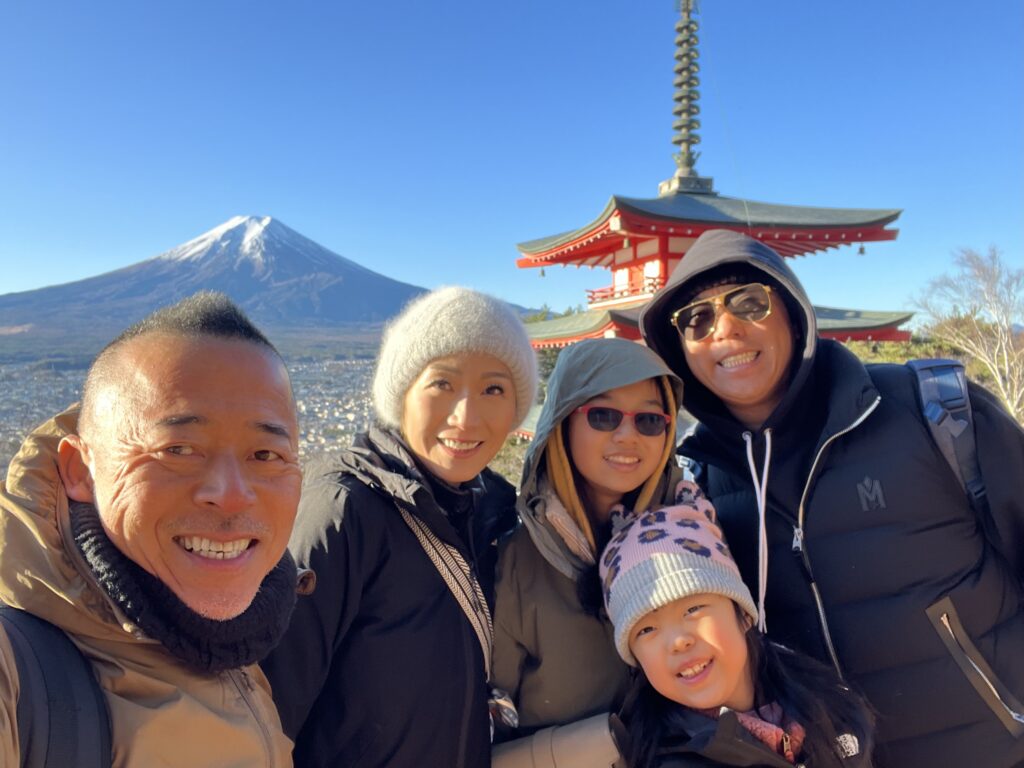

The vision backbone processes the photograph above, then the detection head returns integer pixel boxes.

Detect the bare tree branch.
[915,247,1024,423]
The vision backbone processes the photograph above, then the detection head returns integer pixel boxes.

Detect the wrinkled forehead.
[95,333,296,432]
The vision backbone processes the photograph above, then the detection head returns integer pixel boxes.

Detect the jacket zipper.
[938,611,1024,727]
[779,732,809,768]
[230,668,278,768]
[791,396,881,680]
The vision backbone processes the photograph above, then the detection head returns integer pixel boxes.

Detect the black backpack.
[907,359,999,549]
[0,606,111,767]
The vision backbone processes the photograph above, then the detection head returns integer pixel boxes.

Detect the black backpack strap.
[0,606,112,768]
[907,359,992,525]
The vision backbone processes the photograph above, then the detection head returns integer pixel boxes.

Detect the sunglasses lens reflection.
[584,407,668,436]
[585,406,623,431]
[677,284,771,341]
[727,285,771,320]
[680,305,716,340]
[634,412,670,436]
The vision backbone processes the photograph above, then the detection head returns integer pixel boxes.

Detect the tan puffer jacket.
[0,407,293,767]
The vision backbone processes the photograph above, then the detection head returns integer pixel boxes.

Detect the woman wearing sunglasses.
[491,337,682,767]
[667,279,795,432]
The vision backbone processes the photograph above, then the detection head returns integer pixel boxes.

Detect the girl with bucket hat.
[262,287,537,768]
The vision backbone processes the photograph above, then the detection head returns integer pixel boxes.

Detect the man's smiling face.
[61,333,301,620]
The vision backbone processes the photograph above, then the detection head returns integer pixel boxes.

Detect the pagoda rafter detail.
[517,193,901,269]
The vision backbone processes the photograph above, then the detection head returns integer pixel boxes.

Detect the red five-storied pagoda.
[517,1,911,349]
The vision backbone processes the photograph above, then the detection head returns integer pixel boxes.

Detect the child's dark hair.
[619,605,874,768]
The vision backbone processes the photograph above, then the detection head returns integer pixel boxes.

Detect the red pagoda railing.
[586,275,665,305]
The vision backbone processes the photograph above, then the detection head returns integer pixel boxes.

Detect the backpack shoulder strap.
[0,606,112,768]
[906,359,991,521]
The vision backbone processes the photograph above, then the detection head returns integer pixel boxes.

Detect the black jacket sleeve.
[970,381,1024,583]
[259,473,376,739]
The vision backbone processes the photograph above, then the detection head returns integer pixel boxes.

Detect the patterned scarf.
[702,702,807,764]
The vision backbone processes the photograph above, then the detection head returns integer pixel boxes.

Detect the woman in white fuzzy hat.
[262,286,537,768]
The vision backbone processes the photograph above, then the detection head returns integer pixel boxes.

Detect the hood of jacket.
[639,229,818,437]
[1,405,296,767]
[306,422,517,558]
[331,423,436,507]
[518,338,683,576]
[0,406,127,642]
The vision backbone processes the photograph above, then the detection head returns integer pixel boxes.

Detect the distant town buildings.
[0,359,377,480]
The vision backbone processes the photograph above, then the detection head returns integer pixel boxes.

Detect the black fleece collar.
[333,424,516,560]
[70,501,297,673]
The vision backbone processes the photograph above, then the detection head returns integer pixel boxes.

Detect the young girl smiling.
[601,496,874,768]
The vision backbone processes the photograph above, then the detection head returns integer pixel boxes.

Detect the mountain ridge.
[0,216,427,335]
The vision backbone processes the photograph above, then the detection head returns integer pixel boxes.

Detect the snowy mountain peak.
[240,216,273,252]
[162,215,273,265]
[156,215,340,279]
[0,215,427,331]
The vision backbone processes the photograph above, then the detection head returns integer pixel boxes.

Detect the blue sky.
[1,1,1020,315]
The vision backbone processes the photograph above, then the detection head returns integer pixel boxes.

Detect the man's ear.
[58,435,95,503]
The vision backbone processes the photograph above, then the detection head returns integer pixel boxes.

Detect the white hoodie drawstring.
[743,429,772,633]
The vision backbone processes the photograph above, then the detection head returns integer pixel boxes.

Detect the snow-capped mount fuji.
[0,216,427,335]
[160,215,377,280]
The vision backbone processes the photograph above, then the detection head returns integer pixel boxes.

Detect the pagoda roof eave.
[524,305,913,345]
[517,196,620,256]
[524,306,643,346]
[516,191,902,262]
[815,307,915,332]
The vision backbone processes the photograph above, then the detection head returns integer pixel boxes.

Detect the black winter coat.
[639,231,1024,768]
[651,708,868,768]
[261,425,518,768]
[683,344,1024,767]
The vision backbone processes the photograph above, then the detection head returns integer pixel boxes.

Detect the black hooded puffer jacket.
[639,230,1024,768]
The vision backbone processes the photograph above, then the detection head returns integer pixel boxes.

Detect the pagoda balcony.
[587,276,665,309]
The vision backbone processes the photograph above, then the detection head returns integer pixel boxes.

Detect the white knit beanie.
[372,286,538,430]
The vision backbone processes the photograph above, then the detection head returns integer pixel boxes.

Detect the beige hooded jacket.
[0,407,293,767]
[492,339,683,759]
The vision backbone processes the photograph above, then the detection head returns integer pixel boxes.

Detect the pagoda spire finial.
[659,0,715,196]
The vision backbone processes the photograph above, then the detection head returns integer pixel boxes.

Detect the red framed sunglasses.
[575,405,671,437]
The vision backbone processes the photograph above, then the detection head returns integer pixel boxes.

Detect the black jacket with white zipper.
[640,232,1024,767]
